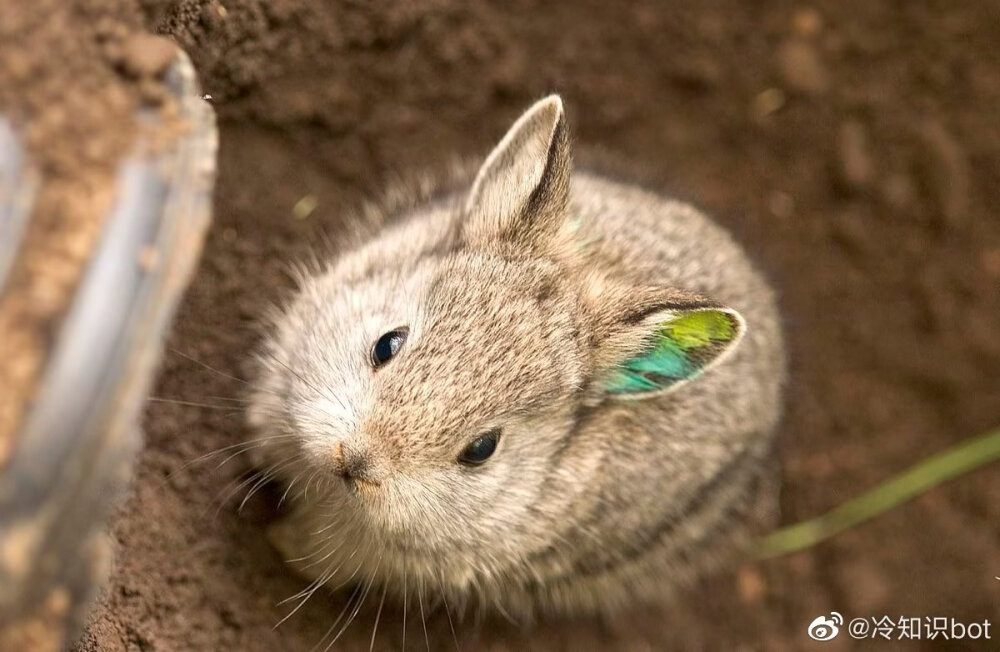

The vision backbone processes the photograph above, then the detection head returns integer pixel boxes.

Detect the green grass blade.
[754,426,1000,559]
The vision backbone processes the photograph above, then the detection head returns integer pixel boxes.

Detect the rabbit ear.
[463,95,571,251]
[601,307,745,398]
[583,281,746,400]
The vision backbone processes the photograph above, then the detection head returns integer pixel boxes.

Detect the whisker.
[261,349,346,413]
[325,544,369,593]
[147,396,244,412]
[310,512,344,535]
[275,554,339,626]
[439,578,460,652]
[152,434,301,500]
[324,554,383,651]
[369,583,388,652]
[204,394,273,405]
[214,443,269,470]
[298,533,351,570]
[274,571,334,628]
[302,582,361,642]
[278,569,329,607]
[237,458,302,513]
[277,471,304,509]
[209,453,306,520]
[401,568,407,652]
[493,598,519,629]
[277,535,365,627]
[206,475,259,520]
[418,576,430,652]
[312,565,370,651]
[284,533,338,567]
[169,347,254,386]
[210,435,296,470]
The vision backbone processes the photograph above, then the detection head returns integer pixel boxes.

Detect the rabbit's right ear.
[600,307,745,398]
[583,280,746,401]
[462,95,571,253]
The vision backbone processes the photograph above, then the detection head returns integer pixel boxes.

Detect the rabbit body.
[249,96,784,618]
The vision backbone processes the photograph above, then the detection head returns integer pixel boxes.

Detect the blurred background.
[4,0,999,650]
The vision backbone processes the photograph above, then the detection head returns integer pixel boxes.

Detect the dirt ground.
[71,0,999,649]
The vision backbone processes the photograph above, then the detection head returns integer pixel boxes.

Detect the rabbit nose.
[334,441,374,483]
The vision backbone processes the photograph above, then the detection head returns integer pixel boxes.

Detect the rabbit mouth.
[342,475,381,493]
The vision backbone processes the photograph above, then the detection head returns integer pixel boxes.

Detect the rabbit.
[247,94,785,620]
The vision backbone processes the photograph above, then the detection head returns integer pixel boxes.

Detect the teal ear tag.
[603,309,742,397]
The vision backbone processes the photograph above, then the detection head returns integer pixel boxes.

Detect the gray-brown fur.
[248,96,785,619]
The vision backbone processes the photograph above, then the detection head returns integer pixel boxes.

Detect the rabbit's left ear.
[593,295,746,400]
[463,95,570,252]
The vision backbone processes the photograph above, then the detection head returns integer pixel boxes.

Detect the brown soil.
[67,0,1000,649]
[0,1,175,459]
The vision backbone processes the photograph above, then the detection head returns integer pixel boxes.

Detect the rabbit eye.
[458,428,501,466]
[371,327,408,368]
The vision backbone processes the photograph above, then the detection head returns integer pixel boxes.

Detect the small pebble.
[880,173,916,213]
[751,88,787,121]
[918,120,970,227]
[777,39,830,95]
[792,8,823,38]
[979,249,1000,278]
[736,565,767,604]
[768,191,795,218]
[293,194,318,220]
[835,120,873,193]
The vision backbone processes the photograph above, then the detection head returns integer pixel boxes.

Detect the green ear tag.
[603,309,742,397]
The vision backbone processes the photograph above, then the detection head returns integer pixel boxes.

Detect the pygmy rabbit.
[248,95,785,618]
